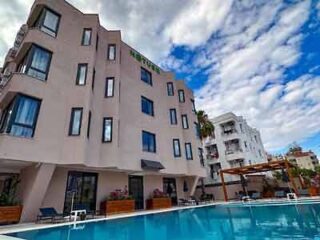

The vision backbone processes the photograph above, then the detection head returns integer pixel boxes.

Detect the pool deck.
[1,196,320,238]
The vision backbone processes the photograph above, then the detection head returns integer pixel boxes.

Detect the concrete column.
[19,163,56,222]
[189,176,200,196]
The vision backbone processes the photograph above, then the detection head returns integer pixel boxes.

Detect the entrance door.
[129,176,144,210]
[163,178,177,205]
[64,171,98,213]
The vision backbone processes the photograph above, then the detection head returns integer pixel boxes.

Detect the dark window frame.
[102,117,113,143]
[191,99,196,112]
[185,143,193,160]
[107,44,116,60]
[141,96,154,116]
[81,28,92,46]
[76,63,88,86]
[0,94,41,138]
[140,67,152,86]
[167,82,174,96]
[96,34,99,51]
[173,139,181,158]
[169,108,177,125]
[142,130,156,153]
[87,111,91,139]
[33,7,61,37]
[68,107,83,136]
[105,77,115,98]
[178,90,185,103]
[181,114,189,129]
[92,68,95,91]
[17,44,52,81]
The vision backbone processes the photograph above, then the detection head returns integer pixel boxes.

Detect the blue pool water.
[8,202,320,240]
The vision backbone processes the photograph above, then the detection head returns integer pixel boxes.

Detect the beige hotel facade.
[0,0,206,222]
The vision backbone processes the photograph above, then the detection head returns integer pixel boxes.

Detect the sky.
[0,0,319,156]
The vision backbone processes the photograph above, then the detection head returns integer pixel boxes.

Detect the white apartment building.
[203,112,268,184]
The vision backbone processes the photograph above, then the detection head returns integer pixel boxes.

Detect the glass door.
[129,176,144,210]
[63,171,98,213]
[163,178,177,205]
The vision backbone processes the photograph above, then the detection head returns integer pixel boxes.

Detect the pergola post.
[285,160,299,196]
[220,171,228,201]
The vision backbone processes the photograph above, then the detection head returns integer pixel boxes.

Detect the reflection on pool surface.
[9,203,320,240]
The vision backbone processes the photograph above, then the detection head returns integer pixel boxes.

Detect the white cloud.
[196,0,320,152]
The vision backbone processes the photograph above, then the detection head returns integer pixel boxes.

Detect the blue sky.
[0,0,319,156]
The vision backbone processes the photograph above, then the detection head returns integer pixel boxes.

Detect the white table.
[70,209,86,222]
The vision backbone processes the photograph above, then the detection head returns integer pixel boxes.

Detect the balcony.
[225,149,245,162]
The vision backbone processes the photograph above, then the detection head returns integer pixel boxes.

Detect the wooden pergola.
[220,160,298,201]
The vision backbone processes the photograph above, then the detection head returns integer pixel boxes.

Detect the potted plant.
[100,186,135,215]
[0,175,23,224]
[146,189,171,210]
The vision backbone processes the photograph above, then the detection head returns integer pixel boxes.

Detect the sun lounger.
[274,191,285,198]
[178,198,196,206]
[73,204,100,220]
[37,208,68,223]
[251,192,261,200]
[298,189,310,197]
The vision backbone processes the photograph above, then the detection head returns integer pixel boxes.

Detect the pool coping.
[1,196,320,237]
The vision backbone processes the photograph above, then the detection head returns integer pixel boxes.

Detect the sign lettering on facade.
[130,49,161,74]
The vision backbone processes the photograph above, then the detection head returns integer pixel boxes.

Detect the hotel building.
[0,0,206,222]
[203,112,268,185]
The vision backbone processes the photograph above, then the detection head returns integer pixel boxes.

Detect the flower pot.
[100,200,135,215]
[309,187,318,196]
[0,205,23,224]
[146,198,172,210]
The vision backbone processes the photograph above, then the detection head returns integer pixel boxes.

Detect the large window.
[105,77,114,97]
[191,99,196,112]
[167,82,174,96]
[107,44,116,60]
[68,108,83,136]
[141,96,154,116]
[142,131,156,153]
[18,45,52,81]
[182,114,189,129]
[194,122,200,138]
[34,8,60,37]
[169,109,177,125]
[81,28,92,46]
[102,117,112,142]
[185,143,193,160]
[178,90,185,103]
[141,67,152,86]
[0,94,41,138]
[76,64,88,85]
[173,139,181,157]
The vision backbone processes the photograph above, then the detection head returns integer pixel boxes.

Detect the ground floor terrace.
[0,160,199,223]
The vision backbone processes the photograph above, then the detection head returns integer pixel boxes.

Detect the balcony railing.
[221,129,237,136]
[225,148,243,155]
[0,73,13,89]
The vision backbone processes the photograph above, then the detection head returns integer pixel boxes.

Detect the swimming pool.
[6,201,320,240]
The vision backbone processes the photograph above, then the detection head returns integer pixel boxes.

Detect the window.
[18,44,52,81]
[68,108,83,136]
[191,99,196,112]
[81,28,92,46]
[34,8,60,37]
[76,64,88,85]
[141,96,154,116]
[87,111,91,139]
[185,143,193,160]
[194,122,200,138]
[102,117,112,142]
[0,94,41,138]
[182,114,189,129]
[141,67,152,85]
[173,139,181,157]
[167,82,174,96]
[105,77,114,97]
[92,68,95,90]
[107,44,116,60]
[142,131,156,153]
[178,90,185,103]
[169,109,177,125]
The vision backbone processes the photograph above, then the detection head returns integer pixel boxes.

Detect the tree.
[196,110,215,140]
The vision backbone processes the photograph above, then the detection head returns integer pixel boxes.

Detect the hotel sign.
[130,49,161,74]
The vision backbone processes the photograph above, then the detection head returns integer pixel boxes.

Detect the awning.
[141,159,164,171]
